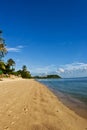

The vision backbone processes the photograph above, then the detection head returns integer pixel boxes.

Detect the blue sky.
[0,0,87,77]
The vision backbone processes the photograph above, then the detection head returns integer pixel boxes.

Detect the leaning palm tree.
[0,43,7,60]
[0,30,7,61]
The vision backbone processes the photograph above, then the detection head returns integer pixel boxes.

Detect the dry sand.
[0,79,87,130]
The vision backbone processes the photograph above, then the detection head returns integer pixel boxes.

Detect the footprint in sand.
[7,110,12,117]
[24,107,28,113]
[33,97,36,100]
[4,126,9,130]
[56,110,59,112]
[11,121,15,125]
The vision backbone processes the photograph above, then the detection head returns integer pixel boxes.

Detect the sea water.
[37,77,87,118]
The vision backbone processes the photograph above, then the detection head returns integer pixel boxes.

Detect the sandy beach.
[0,79,87,130]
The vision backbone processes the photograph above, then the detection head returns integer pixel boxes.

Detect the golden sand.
[0,79,87,130]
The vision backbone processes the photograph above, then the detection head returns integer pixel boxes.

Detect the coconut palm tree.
[0,30,7,61]
[22,65,27,72]
[21,65,31,78]
[7,58,15,70]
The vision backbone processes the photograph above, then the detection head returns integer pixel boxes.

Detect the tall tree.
[0,30,7,61]
[22,65,27,72]
[7,58,15,69]
[21,65,31,78]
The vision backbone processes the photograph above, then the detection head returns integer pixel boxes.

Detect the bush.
[21,71,31,79]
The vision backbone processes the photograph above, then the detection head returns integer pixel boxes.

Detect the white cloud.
[57,68,65,73]
[7,45,24,52]
[30,65,57,76]
[31,62,87,78]
[57,62,87,78]
[60,62,87,72]
[7,48,20,52]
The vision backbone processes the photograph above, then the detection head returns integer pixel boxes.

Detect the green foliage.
[0,30,31,78]
[15,70,22,76]
[33,74,61,79]
[21,71,31,78]
[21,65,31,78]
[46,75,61,78]
[0,31,7,60]
[3,59,16,74]
[0,59,31,78]
[22,65,27,72]
[0,61,6,70]
[7,58,15,69]
[0,70,3,75]
[14,66,31,78]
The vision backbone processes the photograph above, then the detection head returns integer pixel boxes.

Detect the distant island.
[33,74,61,79]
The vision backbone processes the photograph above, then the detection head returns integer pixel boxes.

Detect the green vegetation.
[15,65,31,78]
[0,30,7,61]
[0,30,61,79]
[7,58,15,69]
[0,30,31,79]
[33,74,61,79]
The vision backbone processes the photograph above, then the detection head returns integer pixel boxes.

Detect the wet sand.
[0,79,87,130]
[48,88,87,119]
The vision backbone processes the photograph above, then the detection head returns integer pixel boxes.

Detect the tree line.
[0,30,31,78]
[34,74,61,79]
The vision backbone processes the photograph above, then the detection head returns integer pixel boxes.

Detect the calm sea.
[37,77,87,118]
[38,77,87,104]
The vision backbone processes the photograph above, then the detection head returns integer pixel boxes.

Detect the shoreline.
[37,79,87,119]
[47,87,87,119]
[0,79,87,130]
